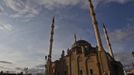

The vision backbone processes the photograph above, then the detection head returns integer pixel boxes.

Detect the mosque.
[45,0,125,75]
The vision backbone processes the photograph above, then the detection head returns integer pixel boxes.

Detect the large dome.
[72,40,91,47]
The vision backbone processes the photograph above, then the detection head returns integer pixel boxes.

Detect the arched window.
[64,71,67,75]
[57,72,60,75]
[80,70,82,75]
[90,69,93,75]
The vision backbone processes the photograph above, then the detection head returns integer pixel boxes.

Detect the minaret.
[103,24,114,58]
[48,16,55,58]
[74,33,77,43]
[88,0,111,75]
[88,0,103,51]
[47,16,55,75]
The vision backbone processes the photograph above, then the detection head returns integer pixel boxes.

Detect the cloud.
[15,67,23,70]
[0,61,13,64]
[32,0,82,9]
[15,66,45,74]
[29,68,44,74]
[109,25,134,43]
[36,64,45,68]
[127,17,134,22]
[0,24,14,32]
[0,5,4,15]
[32,0,133,9]
[101,24,134,62]
[0,66,4,68]
[114,51,133,68]
[99,0,133,4]
[4,0,40,18]
[0,66,11,70]
[3,0,133,18]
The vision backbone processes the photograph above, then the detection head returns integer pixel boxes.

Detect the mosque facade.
[48,40,124,75]
[45,0,125,75]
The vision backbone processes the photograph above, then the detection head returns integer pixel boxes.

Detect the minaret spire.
[47,16,55,75]
[88,0,104,51]
[88,1,111,74]
[48,16,55,58]
[103,24,114,58]
[74,33,77,43]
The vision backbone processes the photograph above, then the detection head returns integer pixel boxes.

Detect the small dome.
[72,40,91,47]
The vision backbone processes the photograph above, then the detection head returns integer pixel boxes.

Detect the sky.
[0,0,134,73]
